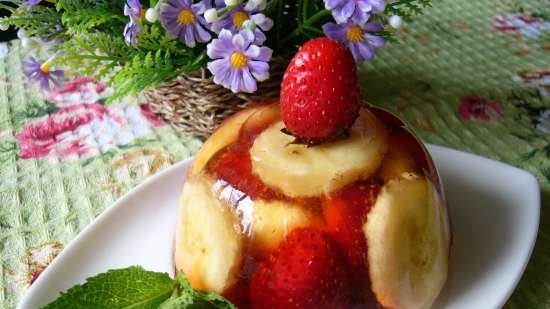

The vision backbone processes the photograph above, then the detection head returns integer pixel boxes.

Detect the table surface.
[0,0,549,308]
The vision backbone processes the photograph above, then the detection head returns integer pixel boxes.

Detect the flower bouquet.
[0,0,434,137]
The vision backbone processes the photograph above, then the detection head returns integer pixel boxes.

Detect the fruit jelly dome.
[203,107,434,308]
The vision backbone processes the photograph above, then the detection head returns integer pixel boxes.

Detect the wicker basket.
[144,56,289,138]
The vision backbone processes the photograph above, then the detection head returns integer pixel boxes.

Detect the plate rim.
[428,144,540,309]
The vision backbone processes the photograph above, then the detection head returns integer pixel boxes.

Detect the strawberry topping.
[280,37,361,144]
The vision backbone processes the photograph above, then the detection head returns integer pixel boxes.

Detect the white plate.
[17,145,540,309]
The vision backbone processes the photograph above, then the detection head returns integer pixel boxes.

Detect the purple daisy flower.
[211,1,273,44]
[123,0,144,46]
[323,20,386,62]
[124,0,144,21]
[23,0,42,8]
[207,29,272,93]
[23,57,64,90]
[159,0,212,48]
[325,0,386,24]
[123,22,141,46]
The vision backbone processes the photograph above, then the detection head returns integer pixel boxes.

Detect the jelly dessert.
[175,38,451,309]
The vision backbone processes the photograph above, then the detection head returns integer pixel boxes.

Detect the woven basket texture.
[145,56,289,138]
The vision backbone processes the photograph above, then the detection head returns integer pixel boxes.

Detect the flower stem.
[69,54,127,62]
[301,0,308,23]
[218,0,245,19]
[280,9,330,45]
[176,51,207,73]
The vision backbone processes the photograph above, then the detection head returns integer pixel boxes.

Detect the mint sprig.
[40,266,237,309]
[159,273,237,309]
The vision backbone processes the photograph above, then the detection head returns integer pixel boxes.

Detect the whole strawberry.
[281,37,361,144]
[250,228,352,309]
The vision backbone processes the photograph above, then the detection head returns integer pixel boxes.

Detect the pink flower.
[17,76,166,161]
[492,14,550,37]
[458,95,503,122]
[16,103,165,160]
[138,104,164,128]
[47,77,108,107]
[16,104,108,159]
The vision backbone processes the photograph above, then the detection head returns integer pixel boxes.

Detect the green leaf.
[194,292,237,309]
[40,266,175,309]
[107,49,205,102]
[61,8,124,35]
[541,166,550,183]
[159,273,236,309]
[55,0,126,34]
[520,149,539,161]
[384,0,435,21]
[0,5,63,39]
[137,24,187,56]
[158,290,194,309]
[175,272,194,292]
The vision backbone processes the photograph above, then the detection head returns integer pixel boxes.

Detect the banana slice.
[250,109,388,197]
[364,173,450,309]
[190,103,279,177]
[251,200,320,255]
[175,176,244,293]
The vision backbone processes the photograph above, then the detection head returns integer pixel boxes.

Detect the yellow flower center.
[230,52,247,68]
[39,62,50,74]
[232,11,249,28]
[346,26,364,42]
[140,9,146,20]
[178,9,196,25]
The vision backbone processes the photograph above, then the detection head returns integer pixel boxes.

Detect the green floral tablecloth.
[0,0,549,308]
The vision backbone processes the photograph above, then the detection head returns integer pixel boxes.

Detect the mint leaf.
[175,272,194,293]
[157,290,194,309]
[194,292,237,309]
[40,266,175,309]
[158,273,237,309]
[159,292,236,309]
[39,267,237,309]
[158,273,195,309]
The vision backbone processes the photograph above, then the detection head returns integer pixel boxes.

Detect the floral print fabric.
[0,43,202,308]
[0,1,549,309]
[16,78,164,160]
